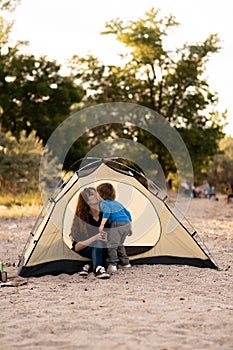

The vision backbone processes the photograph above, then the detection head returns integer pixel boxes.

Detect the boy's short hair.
[97,182,116,200]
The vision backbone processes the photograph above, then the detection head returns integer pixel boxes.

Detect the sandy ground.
[0,197,232,350]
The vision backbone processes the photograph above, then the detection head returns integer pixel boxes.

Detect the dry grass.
[0,191,42,217]
[0,204,41,217]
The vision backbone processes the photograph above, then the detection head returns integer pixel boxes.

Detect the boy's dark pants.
[107,222,130,266]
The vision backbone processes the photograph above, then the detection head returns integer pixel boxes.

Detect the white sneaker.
[107,265,117,274]
[79,264,91,276]
[121,264,131,268]
[95,266,110,279]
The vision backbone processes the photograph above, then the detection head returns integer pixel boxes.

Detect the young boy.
[97,182,133,274]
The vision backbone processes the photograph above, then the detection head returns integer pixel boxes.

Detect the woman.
[70,187,110,279]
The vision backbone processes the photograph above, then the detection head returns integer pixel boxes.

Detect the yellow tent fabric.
[18,158,218,277]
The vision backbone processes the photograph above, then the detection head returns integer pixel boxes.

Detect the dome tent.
[18,157,218,277]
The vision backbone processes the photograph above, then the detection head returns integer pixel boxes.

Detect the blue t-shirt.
[100,199,132,223]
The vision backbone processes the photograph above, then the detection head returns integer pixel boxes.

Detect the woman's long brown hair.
[75,187,96,235]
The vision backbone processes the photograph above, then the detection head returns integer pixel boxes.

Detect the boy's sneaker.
[107,265,117,274]
[121,263,131,268]
[95,266,110,279]
[79,264,91,276]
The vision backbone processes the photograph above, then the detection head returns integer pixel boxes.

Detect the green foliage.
[0,190,42,208]
[0,129,42,194]
[0,48,84,143]
[102,8,178,66]
[68,8,226,178]
[0,5,228,191]
[0,0,19,51]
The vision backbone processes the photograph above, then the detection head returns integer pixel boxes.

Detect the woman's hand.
[96,231,107,242]
[74,231,107,251]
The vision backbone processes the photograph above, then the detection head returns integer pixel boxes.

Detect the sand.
[0,197,232,350]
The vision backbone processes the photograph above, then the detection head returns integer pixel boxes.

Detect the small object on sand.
[0,270,7,283]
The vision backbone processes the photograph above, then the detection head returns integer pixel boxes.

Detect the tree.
[0,0,86,172]
[0,129,43,194]
[68,8,226,178]
[0,0,20,52]
[0,49,84,142]
[0,0,84,143]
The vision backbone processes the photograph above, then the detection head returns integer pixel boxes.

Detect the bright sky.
[9,0,233,135]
